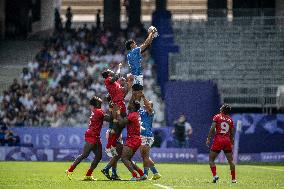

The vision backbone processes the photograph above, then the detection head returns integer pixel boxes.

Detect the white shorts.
[128,74,143,86]
[141,136,154,147]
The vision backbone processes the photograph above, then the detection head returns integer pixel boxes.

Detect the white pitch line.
[153,183,174,189]
[246,165,284,172]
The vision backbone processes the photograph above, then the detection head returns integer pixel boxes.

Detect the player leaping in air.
[139,93,161,180]
[125,26,158,99]
[206,104,237,184]
[66,96,112,181]
[101,64,129,157]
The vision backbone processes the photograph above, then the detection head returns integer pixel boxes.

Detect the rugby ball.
[148,26,158,38]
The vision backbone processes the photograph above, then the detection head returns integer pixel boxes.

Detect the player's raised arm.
[140,30,156,53]
[113,62,123,82]
[141,94,153,114]
[119,77,129,96]
[206,122,216,147]
[116,62,122,75]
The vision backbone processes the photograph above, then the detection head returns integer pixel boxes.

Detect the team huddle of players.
[65,26,161,181]
[65,25,237,183]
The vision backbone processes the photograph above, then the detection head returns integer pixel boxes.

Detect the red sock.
[86,169,93,176]
[137,169,144,177]
[132,171,138,178]
[210,166,217,177]
[68,165,76,172]
[106,134,117,148]
[231,170,236,180]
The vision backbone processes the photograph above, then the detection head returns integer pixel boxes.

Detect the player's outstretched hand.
[152,27,158,34]
[206,138,210,148]
[148,26,158,38]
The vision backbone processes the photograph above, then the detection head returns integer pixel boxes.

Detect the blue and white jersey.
[139,108,154,137]
[127,47,142,76]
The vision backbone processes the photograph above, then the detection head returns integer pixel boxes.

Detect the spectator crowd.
[0,23,165,128]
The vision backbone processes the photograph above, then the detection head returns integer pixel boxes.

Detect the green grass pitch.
[0,161,284,189]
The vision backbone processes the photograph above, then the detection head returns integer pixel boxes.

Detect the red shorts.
[125,136,141,151]
[114,101,126,114]
[211,136,232,152]
[85,129,101,144]
[106,132,120,148]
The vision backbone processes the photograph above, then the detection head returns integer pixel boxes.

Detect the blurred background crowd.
[0,12,165,128]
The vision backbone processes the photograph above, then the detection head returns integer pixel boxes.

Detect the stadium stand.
[60,0,207,22]
[170,14,284,111]
[0,40,42,93]
[0,26,165,127]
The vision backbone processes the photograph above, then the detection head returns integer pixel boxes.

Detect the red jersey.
[126,112,141,138]
[87,108,105,137]
[212,113,234,137]
[104,76,125,103]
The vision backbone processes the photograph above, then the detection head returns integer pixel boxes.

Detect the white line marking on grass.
[247,166,284,172]
[153,183,174,189]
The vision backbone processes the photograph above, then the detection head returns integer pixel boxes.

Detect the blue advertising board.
[10,113,284,153]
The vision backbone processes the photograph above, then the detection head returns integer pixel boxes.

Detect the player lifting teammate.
[66,96,112,181]
[116,100,146,181]
[206,104,237,183]
[139,93,161,180]
[101,95,124,180]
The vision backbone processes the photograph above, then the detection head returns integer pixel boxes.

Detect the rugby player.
[66,96,112,181]
[125,27,157,99]
[101,66,128,157]
[139,93,161,180]
[206,104,237,183]
[117,100,146,181]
